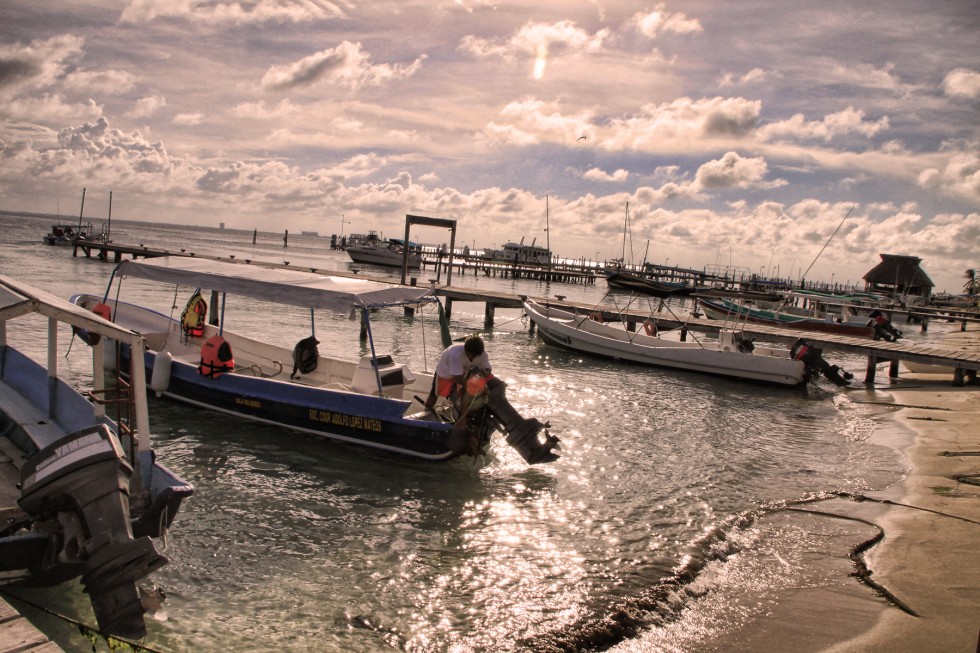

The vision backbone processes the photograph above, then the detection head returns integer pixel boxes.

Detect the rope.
[0,588,172,653]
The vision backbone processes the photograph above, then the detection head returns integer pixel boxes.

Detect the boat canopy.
[115,257,435,313]
[0,274,144,346]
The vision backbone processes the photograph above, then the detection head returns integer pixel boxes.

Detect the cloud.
[719,68,772,88]
[63,69,138,95]
[758,107,889,143]
[172,112,203,126]
[459,20,608,59]
[694,151,785,190]
[582,167,629,182]
[943,68,980,100]
[604,96,761,150]
[478,98,595,147]
[119,0,345,25]
[0,34,84,99]
[127,95,167,118]
[261,41,425,91]
[630,4,703,38]
[917,150,980,202]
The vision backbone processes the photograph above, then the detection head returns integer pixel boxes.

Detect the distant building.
[863,254,934,298]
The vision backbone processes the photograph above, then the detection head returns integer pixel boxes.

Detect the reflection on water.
[1,215,905,652]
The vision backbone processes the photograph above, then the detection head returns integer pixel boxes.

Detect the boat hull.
[75,294,463,461]
[698,298,875,338]
[347,246,422,268]
[604,271,694,297]
[524,300,806,386]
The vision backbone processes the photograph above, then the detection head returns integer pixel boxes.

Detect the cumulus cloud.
[604,96,761,151]
[719,68,772,87]
[917,150,980,202]
[63,68,138,95]
[127,95,167,118]
[758,107,889,143]
[630,4,703,38]
[120,0,345,25]
[261,41,425,91]
[943,68,980,100]
[172,112,203,126]
[478,98,596,147]
[694,151,785,190]
[582,167,629,182]
[0,34,84,99]
[459,20,608,59]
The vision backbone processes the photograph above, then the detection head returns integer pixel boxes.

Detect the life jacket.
[181,293,208,338]
[93,302,112,321]
[790,338,809,361]
[199,335,234,379]
[290,336,320,379]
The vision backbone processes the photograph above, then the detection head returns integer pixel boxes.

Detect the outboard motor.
[448,372,560,463]
[868,310,902,342]
[791,338,853,387]
[18,425,168,639]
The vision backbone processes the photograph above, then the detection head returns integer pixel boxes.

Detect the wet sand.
[824,326,980,652]
[761,325,980,653]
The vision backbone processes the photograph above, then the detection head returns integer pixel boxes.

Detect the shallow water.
[1,213,913,652]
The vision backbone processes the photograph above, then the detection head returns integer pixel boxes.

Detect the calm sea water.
[1,213,916,652]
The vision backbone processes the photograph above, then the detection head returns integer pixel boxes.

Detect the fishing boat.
[523,298,851,386]
[41,221,104,246]
[697,296,877,338]
[346,237,422,268]
[0,274,193,639]
[604,270,695,297]
[71,257,557,463]
[482,237,551,265]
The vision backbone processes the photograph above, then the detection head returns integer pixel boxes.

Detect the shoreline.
[825,371,980,651]
[766,325,980,653]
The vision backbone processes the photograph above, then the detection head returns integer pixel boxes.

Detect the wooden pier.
[66,242,979,385]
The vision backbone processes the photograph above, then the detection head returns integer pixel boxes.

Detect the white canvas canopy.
[115,257,435,313]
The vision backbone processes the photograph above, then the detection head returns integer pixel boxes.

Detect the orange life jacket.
[199,335,234,379]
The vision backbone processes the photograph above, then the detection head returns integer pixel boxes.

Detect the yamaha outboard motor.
[791,338,853,387]
[18,425,168,639]
[868,310,902,342]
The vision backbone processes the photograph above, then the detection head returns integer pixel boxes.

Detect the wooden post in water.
[283,230,288,247]
[252,229,257,245]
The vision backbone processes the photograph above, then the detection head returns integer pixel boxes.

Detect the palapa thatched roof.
[863,253,934,295]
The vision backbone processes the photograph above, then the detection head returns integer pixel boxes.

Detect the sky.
[1,1,978,293]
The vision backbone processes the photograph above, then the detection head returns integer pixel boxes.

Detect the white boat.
[0,274,192,639]
[483,237,551,265]
[347,237,422,268]
[72,257,558,463]
[523,298,851,386]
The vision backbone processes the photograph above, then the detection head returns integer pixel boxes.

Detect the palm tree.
[964,269,978,296]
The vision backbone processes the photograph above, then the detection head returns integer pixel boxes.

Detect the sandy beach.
[733,325,980,653]
[826,324,980,653]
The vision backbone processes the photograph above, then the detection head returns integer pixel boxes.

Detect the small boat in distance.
[42,221,104,246]
[0,274,193,639]
[697,296,877,338]
[604,270,695,298]
[523,298,851,386]
[346,232,423,268]
[482,237,551,265]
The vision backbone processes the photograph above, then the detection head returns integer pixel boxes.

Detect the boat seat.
[349,355,416,396]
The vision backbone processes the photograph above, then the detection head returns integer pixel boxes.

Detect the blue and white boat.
[0,274,193,639]
[72,257,494,461]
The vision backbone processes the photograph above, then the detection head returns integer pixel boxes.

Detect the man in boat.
[425,336,560,464]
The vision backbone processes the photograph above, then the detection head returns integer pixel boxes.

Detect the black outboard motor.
[449,372,560,464]
[791,338,853,387]
[18,425,168,639]
[867,310,902,342]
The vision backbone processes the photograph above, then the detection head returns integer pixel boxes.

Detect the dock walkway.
[66,242,980,385]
